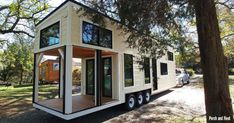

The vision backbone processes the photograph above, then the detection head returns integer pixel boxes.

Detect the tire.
[143,90,151,104]
[136,92,144,107]
[181,79,184,85]
[187,80,190,84]
[125,94,136,110]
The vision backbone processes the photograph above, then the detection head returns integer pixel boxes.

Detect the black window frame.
[124,54,134,87]
[82,21,112,49]
[144,57,151,84]
[40,21,60,49]
[160,63,168,75]
[167,51,174,61]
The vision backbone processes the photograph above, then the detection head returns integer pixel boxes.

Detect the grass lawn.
[0,84,58,118]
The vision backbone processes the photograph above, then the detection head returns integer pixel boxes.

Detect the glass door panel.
[86,59,95,95]
[102,57,112,97]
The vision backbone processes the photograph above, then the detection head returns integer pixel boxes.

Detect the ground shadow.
[0,90,174,123]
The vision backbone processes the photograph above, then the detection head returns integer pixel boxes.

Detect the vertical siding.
[34,5,68,53]
[34,3,176,101]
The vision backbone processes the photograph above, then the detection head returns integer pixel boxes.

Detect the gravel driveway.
[0,78,208,123]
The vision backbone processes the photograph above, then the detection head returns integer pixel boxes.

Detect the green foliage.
[0,34,33,84]
[0,65,15,82]
[72,68,81,86]
[0,0,50,38]
[228,68,234,75]
[224,39,234,67]
[186,68,195,77]
[216,3,234,68]
[175,43,201,72]
[81,0,195,60]
[217,6,234,41]
[0,84,57,100]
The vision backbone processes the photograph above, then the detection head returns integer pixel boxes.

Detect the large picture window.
[40,22,60,48]
[167,51,173,61]
[124,54,134,87]
[144,57,150,84]
[160,63,168,75]
[82,21,112,48]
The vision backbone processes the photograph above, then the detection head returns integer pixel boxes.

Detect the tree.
[194,0,233,121]
[224,40,234,68]
[0,65,14,84]
[72,68,81,86]
[0,0,49,38]
[0,46,16,83]
[217,4,234,69]
[80,0,233,121]
[0,34,33,85]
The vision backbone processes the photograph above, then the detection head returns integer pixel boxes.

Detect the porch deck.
[38,95,115,113]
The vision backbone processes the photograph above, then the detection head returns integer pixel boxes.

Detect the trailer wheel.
[143,90,151,104]
[136,92,144,106]
[125,94,136,110]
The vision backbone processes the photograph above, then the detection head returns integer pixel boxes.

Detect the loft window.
[82,21,112,48]
[124,54,134,87]
[40,22,60,48]
[144,57,150,84]
[99,28,112,48]
[82,22,98,45]
[160,63,168,75]
[167,51,173,61]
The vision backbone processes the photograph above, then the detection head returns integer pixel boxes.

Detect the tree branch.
[216,0,234,9]
[221,33,234,39]
[0,30,34,38]
[0,5,9,11]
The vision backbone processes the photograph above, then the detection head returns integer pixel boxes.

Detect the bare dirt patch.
[105,84,206,123]
[1,76,233,123]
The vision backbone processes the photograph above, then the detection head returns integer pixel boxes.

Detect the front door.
[86,57,112,97]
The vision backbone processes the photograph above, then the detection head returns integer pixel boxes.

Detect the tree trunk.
[194,0,233,122]
[19,68,23,85]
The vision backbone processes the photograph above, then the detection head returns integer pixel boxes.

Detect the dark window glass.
[82,21,112,48]
[144,57,150,84]
[86,59,95,95]
[167,51,173,61]
[40,22,60,48]
[82,22,98,45]
[99,29,112,48]
[124,54,134,87]
[102,58,112,97]
[152,59,158,90]
[160,63,168,75]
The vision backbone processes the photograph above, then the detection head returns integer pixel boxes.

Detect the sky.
[0,0,65,7]
[0,0,67,51]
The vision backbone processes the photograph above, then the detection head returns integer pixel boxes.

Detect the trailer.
[39,60,60,83]
[33,0,176,120]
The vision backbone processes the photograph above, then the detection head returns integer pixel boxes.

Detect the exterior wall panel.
[34,1,176,103]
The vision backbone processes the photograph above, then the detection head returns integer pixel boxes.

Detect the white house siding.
[34,5,69,53]
[34,1,176,103]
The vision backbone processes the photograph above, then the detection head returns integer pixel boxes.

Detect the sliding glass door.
[102,57,112,97]
[86,59,95,95]
[86,57,112,97]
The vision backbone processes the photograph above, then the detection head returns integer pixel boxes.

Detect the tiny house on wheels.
[33,0,176,120]
[39,60,60,83]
